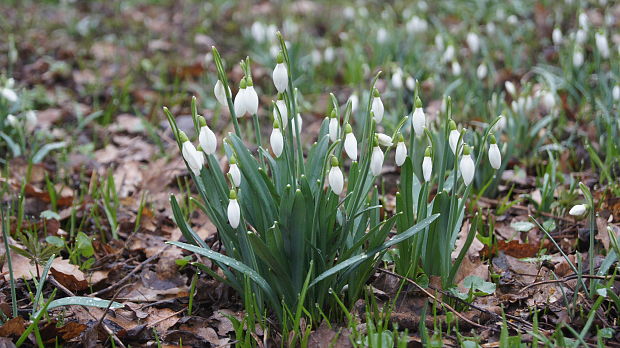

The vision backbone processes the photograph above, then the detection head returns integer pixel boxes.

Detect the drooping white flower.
[495,115,507,131]
[412,97,425,137]
[343,124,357,160]
[578,11,588,30]
[371,132,390,147]
[595,31,610,59]
[251,22,266,43]
[228,190,240,228]
[407,16,428,34]
[214,80,229,106]
[488,135,501,170]
[270,120,284,158]
[422,147,432,182]
[477,63,488,79]
[541,90,556,110]
[245,77,259,115]
[274,96,288,129]
[459,145,475,186]
[6,114,19,127]
[371,88,384,123]
[273,52,288,93]
[448,120,460,154]
[324,47,335,63]
[234,79,248,117]
[507,15,518,25]
[181,134,204,176]
[198,116,217,155]
[292,113,302,137]
[24,110,37,133]
[505,81,517,96]
[466,32,480,54]
[328,156,344,195]
[573,47,584,67]
[613,85,620,101]
[377,27,388,44]
[348,94,359,113]
[552,27,563,45]
[442,45,455,63]
[370,145,384,176]
[569,204,587,217]
[451,60,462,75]
[0,87,18,103]
[328,110,339,142]
[405,76,416,91]
[228,157,241,187]
[435,34,445,51]
[391,68,403,89]
[575,29,586,45]
[394,134,407,167]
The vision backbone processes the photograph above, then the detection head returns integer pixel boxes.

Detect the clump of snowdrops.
[164,33,503,330]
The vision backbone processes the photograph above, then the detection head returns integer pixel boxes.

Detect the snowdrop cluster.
[234,76,259,117]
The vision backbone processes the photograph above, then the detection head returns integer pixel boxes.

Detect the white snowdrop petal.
[182,141,204,176]
[274,100,288,129]
[371,97,384,123]
[270,128,284,157]
[228,199,240,228]
[273,63,288,93]
[377,133,393,147]
[214,80,229,106]
[449,130,460,154]
[412,108,425,137]
[370,146,384,176]
[199,126,217,155]
[328,166,344,195]
[395,142,407,166]
[245,86,259,115]
[569,204,587,216]
[229,164,241,187]
[459,154,475,186]
[488,143,501,170]
[422,156,432,182]
[329,118,339,142]
[234,89,247,117]
[344,133,358,160]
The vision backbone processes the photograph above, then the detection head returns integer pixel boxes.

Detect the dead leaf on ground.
[40,321,87,344]
[50,257,89,292]
[0,317,25,337]
[481,240,540,259]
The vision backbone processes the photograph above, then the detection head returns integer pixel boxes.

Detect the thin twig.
[89,246,168,297]
[520,274,613,293]
[377,268,486,330]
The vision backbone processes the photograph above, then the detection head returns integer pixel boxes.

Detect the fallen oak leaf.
[50,257,89,292]
[0,317,25,338]
[481,240,540,259]
[40,321,87,344]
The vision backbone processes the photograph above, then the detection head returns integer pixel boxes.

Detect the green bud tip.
[373,134,379,146]
[489,134,497,144]
[396,133,404,143]
[372,88,380,98]
[424,146,432,157]
[344,123,352,133]
[179,131,189,143]
[330,109,337,119]
[230,156,237,164]
[240,78,247,89]
[277,92,284,100]
[330,156,339,167]
[273,118,280,129]
[463,144,471,155]
[246,76,253,87]
[229,189,237,199]
[198,115,207,127]
[276,51,284,64]
[415,96,423,108]
[449,120,456,131]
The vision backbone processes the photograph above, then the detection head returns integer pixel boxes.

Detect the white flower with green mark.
[270,119,284,158]
[343,123,357,160]
[328,110,339,143]
[228,156,241,187]
[448,120,460,155]
[234,78,248,117]
[394,133,407,167]
[198,116,217,155]
[371,88,384,123]
[273,51,288,93]
[245,77,259,115]
[595,31,610,59]
[569,204,587,217]
[422,147,432,182]
[214,80,229,106]
[328,156,344,195]
[274,94,288,129]
[370,136,384,176]
[412,97,425,137]
[228,190,240,228]
[180,131,204,176]
[460,144,475,186]
[488,135,501,170]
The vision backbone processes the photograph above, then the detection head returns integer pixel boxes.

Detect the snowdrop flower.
[228,190,240,228]
[552,27,563,45]
[234,78,248,117]
[442,45,455,63]
[569,204,588,217]
[180,131,204,176]
[406,76,416,91]
[245,77,259,115]
[377,133,393,147]
[412,97,425,137]
[578,12,588,30]
[495,114,507,131]
[311,49,322,65]
[328,110,339,142]
[24,110,37,132]
[251,22,266,43]
[377,27,388,44]
[348,94,359,113]
[507,15,518,25]
[324,47,335,63]
[214,80,230,106]
[228,156,241,187]
[575,29,586,45]
[198,116,217,155]
[595,31,610,59]
[274,94,288,129]
[488,135,501,170]
[448,120,460,154]
[459,144,475,186]
[613,85,620,101]
[371,88,384,123]
[270,119,284,158]
[541,90,556,110]
[343,123,357,160]
[6,114,19,127]
[435,34,445,51]
[328,156,344,195]
[477,63,488,79]
[292,113,302,137]
[451,60,462,75]
[466,32,480,54]
[422,147,432,182]
[486,22,496,35]
[394,133,407,167]
[391,68,403,89]
[370,138,384,176]
[0,86,18,103]
[273,52,288,93]
[505,81,517,97]
[407,16,428,34]
[573,46,584,68]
